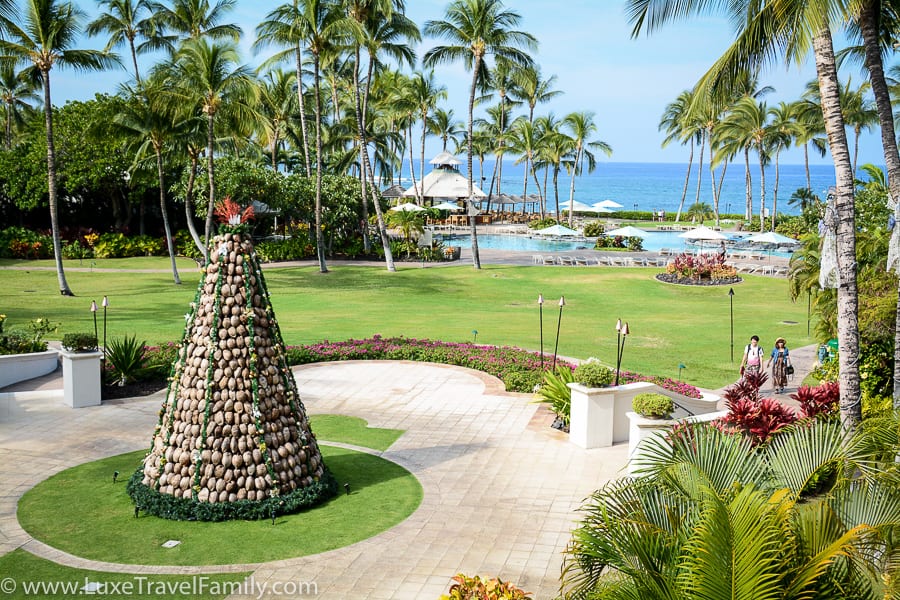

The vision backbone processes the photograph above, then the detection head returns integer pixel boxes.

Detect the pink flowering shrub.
[282,335,702,397]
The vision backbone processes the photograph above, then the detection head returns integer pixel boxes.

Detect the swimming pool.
[436,230,795,257]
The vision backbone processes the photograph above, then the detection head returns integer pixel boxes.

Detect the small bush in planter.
[632,392,674,418]
[62,333,98,353]
[573,362,614,388]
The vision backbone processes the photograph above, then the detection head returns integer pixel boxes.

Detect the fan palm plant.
[562,419,900,599]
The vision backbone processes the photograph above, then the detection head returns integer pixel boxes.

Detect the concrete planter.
[0,349,59,389]
[568,381,722,449]
[60,349,103,408]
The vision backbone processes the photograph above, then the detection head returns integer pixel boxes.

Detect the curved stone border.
[654,273,743,286]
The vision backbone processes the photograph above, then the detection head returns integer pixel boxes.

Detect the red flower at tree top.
[214,196,254,225]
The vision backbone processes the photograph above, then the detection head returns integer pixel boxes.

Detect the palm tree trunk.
[313,55,327,274]
[129,37,141,86]
[857,0,900,405]
[155,145,180,284]
[360,53,393,270]
[772,150,781,231]
[42,72,73,296]
[804,143,811,190]
[467,57,481,270]
[5,105,11,150]
[695,132,705,205]
[709,139,718,226]
[295,43,311,178]
[350,47,370,255]
[407,122,419,202]
[204,113,216,250]
[744,148,752,221]
[852,128,860,175]
[184,153,205,260]
[567,144,581,222]
[675,139,693,222]
[813,27,861,429]
[420,109,427,202]
[758,151,766,231]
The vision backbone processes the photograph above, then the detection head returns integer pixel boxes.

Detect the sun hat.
[775,337,786,345]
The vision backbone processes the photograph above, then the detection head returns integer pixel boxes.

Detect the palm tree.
[794,94,827,189]
[429,107,463,152]
[168,39,259,261]
[0,65,39,149]
[296,0,346,274]
[767,101,801,230]
[408,70,446,202]
[86,0,156,85]
[659,90,698,222]
[563,111,611,226]
[719,96,772,230]
[113,81,182,284]
[385,208,424,257]
[482,57,521,198]
[0,0,118,296]
[256,68,297,171]
[561,420,900,598]
[507,117,544,217]
[253,0,314,177]
[344,1,416,271]
[850,0,900,407]
[625,0,862,427]
[838,77,877,174]
[423,0,537,270]
[154,0,241,45]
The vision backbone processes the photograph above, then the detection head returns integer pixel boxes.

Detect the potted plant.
[573,361,614,388]
[632,392,675,419]
[62,333,98,353]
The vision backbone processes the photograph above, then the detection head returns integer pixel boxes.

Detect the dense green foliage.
[631,392,674,417]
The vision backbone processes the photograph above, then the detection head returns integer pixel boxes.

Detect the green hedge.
[126,467,338,522]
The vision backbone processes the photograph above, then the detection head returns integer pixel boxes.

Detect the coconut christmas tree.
[128,199,336,520]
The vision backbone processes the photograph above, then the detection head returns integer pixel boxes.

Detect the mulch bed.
[655,273,742,286]
[101,377,167,401]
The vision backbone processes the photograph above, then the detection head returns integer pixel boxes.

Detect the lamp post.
[552,296,565,370]
[615,321,630,386]
[615,318,622,381]
[807,291,811,337]
[728,288,735,362]
[90,300,98,345]
[678,362,686,379]
[101,296,109,356]
[538,294,544,372]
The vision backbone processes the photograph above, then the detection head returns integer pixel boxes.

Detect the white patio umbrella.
[559,199,597,212]
[745,231,799,245]
[604,225,650,238]
[534,224,579,237]
[589,203,614,213]
[594,199,624,209]
[390,202,426,212]
[432,201,463,211]
[678,225,726,253]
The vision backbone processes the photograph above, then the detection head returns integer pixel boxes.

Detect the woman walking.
[767,337,791,393]
[739,335,764,377]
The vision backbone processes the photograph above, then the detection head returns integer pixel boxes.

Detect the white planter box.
[627,410,728,474]
[60,350,103,408]
[568,381,722,449]
[0,349,59,388]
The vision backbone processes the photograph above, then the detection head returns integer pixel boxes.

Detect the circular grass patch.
[18,446,421,566]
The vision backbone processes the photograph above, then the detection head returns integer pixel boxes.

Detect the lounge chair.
[558,255,575,266]
[541,255,556,265]
[573,256,589,266]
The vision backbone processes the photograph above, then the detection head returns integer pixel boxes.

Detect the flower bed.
[657,252,740,286]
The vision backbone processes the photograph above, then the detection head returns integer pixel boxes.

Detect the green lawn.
[0,259,813,388]
[17,416,420,566]
[0,550,250,599]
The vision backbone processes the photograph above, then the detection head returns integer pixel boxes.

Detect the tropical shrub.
[175,230,203,261]
[255,236,315,262]
[528,218,557,230]
[536,366,576,426]
[0,317,56,354]
[440,573,532,600]
[582,221,605,237]
[501,369,541,394]
[666,252,736,281]
[93,233,164,258]
[62,332,98,353]
[791,382,840,419]
[573,362,614,387]
[0,227,53,259]
[594,235,642,251]
[632,392,674,418]
[104,335,148,385]
[562,419,900,599]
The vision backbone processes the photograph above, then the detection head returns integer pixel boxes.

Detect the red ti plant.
[791,382,840,419]
[716,370,798,446]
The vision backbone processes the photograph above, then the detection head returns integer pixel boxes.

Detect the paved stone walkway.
[0,360,629,599]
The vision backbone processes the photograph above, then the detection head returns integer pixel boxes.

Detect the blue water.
[394,160,842,217]
[438,231,795,257]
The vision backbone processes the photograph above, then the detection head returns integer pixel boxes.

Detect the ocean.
[394,159,841,217]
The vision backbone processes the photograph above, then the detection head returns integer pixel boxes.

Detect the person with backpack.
[739,335,764,377]
[767,337,791,393]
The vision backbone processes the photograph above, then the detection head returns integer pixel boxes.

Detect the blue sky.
[56,0,886,166]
